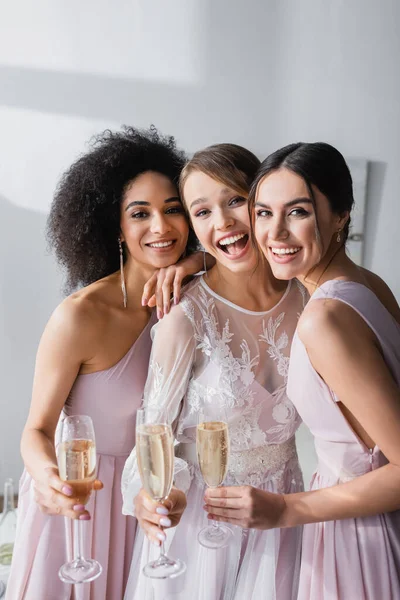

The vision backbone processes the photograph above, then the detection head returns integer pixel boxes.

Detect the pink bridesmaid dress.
[6,314,155,600]
[287,280,400,600]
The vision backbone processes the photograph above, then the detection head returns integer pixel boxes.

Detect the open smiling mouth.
[217,233,249,256]
[146,240,177,250]
[270,246,301,256]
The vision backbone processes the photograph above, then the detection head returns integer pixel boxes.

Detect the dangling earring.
[336,229,341,243]
[119,238,127,308]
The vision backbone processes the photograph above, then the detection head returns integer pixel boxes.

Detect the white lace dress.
[122,276,307,600]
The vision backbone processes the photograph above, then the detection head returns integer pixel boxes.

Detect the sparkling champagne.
[58,439,96,505]
[197,421,229,487]
[136,424,174,501]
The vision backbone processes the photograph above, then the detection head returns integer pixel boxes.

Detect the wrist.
[277,493,300,528]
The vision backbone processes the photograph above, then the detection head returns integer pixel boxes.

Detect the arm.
[121,307,196,543]
[204,300,400,529]
[282,300,400,525]
[142,251,215,318]
[21,297,102,519]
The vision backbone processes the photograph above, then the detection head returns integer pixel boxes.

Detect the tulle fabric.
[122,277,307,599]
[124,460,302,600]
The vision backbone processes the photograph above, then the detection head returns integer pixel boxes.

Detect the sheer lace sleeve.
[121,306,196,516]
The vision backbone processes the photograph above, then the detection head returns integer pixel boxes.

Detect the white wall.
[1,0,399,488]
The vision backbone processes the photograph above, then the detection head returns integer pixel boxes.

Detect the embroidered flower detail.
[272,402,291,423]
[260,313,290,379]
[147,360,163,405]
[230,416,253,448]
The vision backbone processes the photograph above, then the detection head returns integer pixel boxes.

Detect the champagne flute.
[57,415,102,584]
[136,407,186,579]
[196,404,232,549]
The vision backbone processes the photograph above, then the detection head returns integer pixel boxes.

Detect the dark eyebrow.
[125,196,180,212]
[255,197,313,209]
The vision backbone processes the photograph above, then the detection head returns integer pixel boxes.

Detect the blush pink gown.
[6,314,155,600]
[287,280,400,600]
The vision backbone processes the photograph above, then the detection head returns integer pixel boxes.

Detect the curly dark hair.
[47,126,198,292]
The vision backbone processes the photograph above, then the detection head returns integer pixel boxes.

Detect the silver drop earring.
[336,230,341,243]
[119,237,127,308]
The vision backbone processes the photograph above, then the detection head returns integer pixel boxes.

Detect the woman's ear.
[338,211,350,231]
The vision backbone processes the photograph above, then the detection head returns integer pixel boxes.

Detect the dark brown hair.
[249,141,354,241]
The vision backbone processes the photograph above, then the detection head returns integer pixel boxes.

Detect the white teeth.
[219,233,247,246]
[148,240,174,248]
[271,247,301,255]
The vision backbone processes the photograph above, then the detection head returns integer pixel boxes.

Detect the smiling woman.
[122,143,307,600]
[120,171,190,274]
[6,126,201,600]
[204,142,400,600]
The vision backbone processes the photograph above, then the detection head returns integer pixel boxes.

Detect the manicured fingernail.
[157,309,163,320]
[73,504,85,511]
[159,517,171,527]
[164,304,169,315]
[156,507,169,515]
[142,297,148,306]
[62,486,73,496]
[174,296,179,305]
[157,532,166,541]
[79,514,91,520]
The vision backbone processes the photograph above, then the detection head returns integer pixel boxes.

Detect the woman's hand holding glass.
[134,487,187,546]
[203,485,287,530]
[33,466,103,520]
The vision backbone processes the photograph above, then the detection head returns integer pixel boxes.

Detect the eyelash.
[194,196,246,218]
[131,206,184,219]
[256,208,309,218]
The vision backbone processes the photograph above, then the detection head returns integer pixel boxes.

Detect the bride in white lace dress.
[122,144,307,600]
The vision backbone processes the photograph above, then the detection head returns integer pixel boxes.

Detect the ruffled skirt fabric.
[298,473,400,600]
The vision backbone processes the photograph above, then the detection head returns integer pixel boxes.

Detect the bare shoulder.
[359,268,400,322]
[297,297,373,351]
[48,281,112,345]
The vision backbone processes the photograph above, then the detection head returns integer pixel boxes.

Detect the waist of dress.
[176,437,299,488]
[314,443,385,484]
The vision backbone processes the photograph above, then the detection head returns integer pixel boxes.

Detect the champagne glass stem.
[64,517,73,562]
[209,486,221,532]
[159,533,166,560]
[74,519,84,562]
[152,528,171,568]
